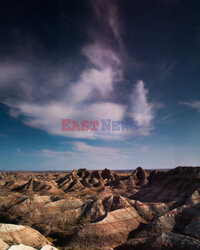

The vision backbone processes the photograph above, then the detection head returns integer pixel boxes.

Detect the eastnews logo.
[61,119,136,132]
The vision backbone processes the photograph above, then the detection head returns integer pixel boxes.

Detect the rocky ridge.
[0,166,199,249]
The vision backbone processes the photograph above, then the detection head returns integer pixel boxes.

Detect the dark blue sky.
[0,0,200,170]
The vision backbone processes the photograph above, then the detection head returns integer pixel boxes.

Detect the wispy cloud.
[0,133,8,137]
[180,101,200,112]
[0,0,161,141]
[156,114,175,125]
[74,141,127,160]
[89,0,123,48]
[157,62,177,80]
[40,141,130,169]
[5,101,126,140]
[128,81,156,135]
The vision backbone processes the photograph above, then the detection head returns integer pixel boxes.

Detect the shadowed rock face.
[116,232,200,250]
[0,166,200,249]
[132,167,146,180]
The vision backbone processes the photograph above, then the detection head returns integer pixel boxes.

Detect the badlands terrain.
[0,166,200,249]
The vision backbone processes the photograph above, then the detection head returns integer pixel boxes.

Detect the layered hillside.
[0,222,58,249]
[0,166,200,249]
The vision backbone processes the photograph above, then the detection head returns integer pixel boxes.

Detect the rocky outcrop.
[0,223,51,248]
[132,167,148,184]
[116,232,200,250]
[0,238,9,250]
[8,245,36,250]
[0,166,200,249]
[12,180,64,195]
[71,207,146,248]
[7,244,58,250]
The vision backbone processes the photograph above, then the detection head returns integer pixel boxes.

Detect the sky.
[0,0,200,171]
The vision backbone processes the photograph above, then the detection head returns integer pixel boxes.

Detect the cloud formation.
[180,101,200,112]
[0,0,159,140]
[129,81,154,129]
[40,141,129,169]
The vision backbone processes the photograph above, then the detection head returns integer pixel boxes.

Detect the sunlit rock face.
[7,244,59,250]
[0,166,200,249]
[0,223,52,249]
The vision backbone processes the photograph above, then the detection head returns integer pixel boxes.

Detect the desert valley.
[0,166,200,249]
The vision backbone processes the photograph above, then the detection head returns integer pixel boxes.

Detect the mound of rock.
[0,166,200,249]
[0,223,51,249]
[0,238,9,250]
[71,207,146,248]
[8,244,58,250]
[116,232,200,250]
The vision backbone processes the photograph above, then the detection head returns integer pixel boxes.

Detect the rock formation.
[0,223,51,249]
[0,166,199,249]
